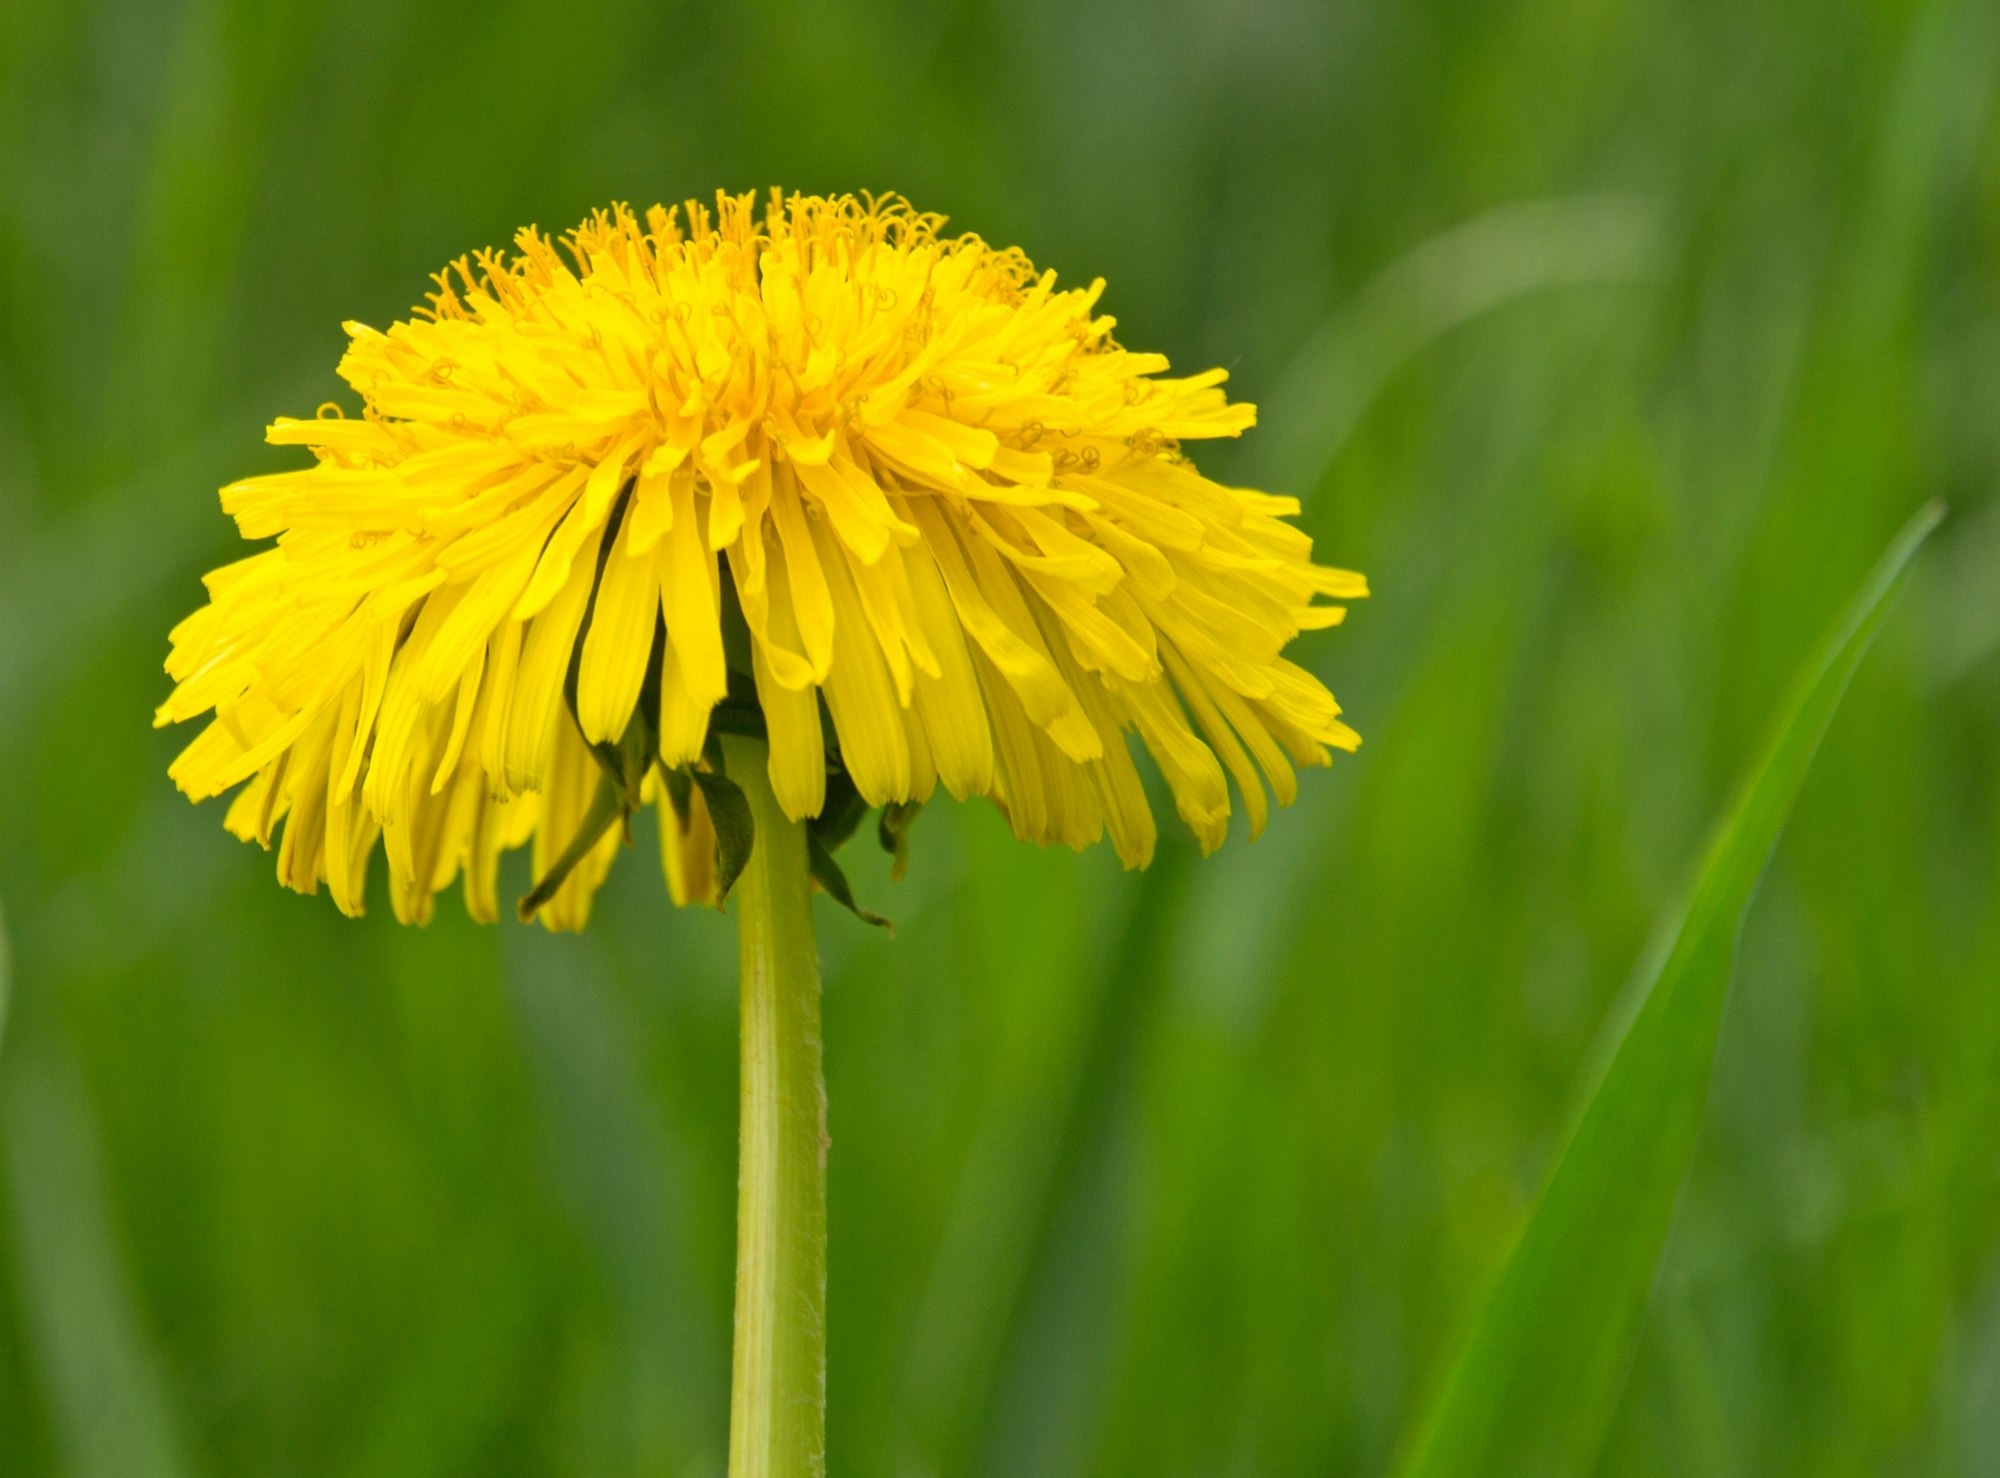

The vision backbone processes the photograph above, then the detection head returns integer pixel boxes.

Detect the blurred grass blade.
[1399,501,1943,1478]
[0,894,9,1055]
[1252,195,1663,488]
[3,1043,191,1478]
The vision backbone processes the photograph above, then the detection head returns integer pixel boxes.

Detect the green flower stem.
[722,733,827,1478]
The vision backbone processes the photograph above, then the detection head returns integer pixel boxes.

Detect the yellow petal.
[663,476,728,706]
[895,502,994,800]
[751,546,828,818]
[504,522,604,788]
[658,779,717,907]
[810,514,911,805]
[575,511,659,743]
[769,466,834,679]
[1159,638,1267,841]
[656,630,713,767]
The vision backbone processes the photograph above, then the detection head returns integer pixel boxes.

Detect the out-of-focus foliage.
[0,2,1996,1475]
[1406,506,1940,1478]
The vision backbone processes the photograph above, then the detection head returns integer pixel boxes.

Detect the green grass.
[2,1,1998,1474]
[1404,504,1940,1478]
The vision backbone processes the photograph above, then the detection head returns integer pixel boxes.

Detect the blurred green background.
[3,0,1999,1473]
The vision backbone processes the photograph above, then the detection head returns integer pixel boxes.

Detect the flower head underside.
[159,191,1366,928]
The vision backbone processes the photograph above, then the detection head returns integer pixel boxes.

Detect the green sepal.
[691,766,755,908]
[718,573,757,680]
[659,762,694,827]
[810,769,869,853]
[877,800,922,882]
[707,693,771,744]
[517,770,625,923]
[575,679,657,812]
[611,714,654,812]
[806,831,892,932]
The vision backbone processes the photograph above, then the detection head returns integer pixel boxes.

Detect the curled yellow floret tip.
[157,190,1367,929]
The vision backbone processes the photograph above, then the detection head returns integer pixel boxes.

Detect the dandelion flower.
[158,191,1365,930]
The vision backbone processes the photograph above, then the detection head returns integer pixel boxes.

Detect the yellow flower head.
[158,191,1366,930]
